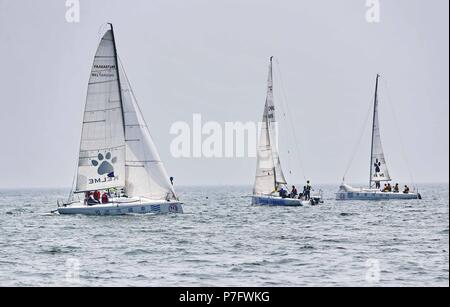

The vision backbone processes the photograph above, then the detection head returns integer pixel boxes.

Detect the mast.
[369,74,380,188]
[267,56,277,190]
[108,23,126,136]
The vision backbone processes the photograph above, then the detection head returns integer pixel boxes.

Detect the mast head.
[270,56,274,62]
[107,23,114,32]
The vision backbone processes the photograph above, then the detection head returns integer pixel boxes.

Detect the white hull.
[57,198,183,215]
[336,184,421,201]
[252,195,322,207]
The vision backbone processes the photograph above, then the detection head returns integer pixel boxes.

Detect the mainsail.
[76,25,176,200]
[76,29,126,192]
[253,57,287,195]
[119,61,177,200]
[369,74,391,186]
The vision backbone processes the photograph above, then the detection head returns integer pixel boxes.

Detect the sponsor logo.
[88,152,119,185]
[169,204,179,213]
[92,152,117,176]
[93,64,116,69]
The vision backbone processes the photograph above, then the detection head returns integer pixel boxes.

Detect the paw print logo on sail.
[373,158,385,179]
[374,159,381,174]
[91,152,117,177]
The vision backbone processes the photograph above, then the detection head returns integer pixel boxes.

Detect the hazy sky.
[0,0,448,188]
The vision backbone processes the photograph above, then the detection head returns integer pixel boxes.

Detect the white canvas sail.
[119,61,177,200]
[370,75,391,185]
[76,29,126,192]
[253,58,287,195]
[254,108,276,195]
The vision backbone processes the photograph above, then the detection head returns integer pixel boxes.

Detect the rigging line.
[68,161,78,201]
[275,68,302,182]
[381,77,416,186]
[272,71,294,179]
[274,59,307,181]
[272,62,293,171]
[342,98,373,182]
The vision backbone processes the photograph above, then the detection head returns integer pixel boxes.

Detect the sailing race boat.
[336,74,421,201]
[57,24,183,215]
[252,57,323,206]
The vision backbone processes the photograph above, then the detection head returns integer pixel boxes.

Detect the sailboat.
[57,24,183,215]
[336,74,421,201]
[252,57,323,207]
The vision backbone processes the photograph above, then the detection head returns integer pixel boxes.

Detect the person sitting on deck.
[297,187,304,200]
[87,193,100,206]
[93,190,101,202]
[279,187,288,198]
[120,188,128,198]
[101,192,109,204]
[290,186,298,199]
[387,183,392,192]
[403,185,410,194]
[382,184,389,192]
[393,183,400,193]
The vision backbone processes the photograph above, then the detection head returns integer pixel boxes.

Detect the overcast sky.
[0,0,448,188]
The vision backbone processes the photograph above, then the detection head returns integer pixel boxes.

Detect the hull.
[57,199,183,216]
[252,195,322,206]
[336,190,421,201]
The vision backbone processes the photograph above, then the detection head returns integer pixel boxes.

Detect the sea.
[0,184,448,287]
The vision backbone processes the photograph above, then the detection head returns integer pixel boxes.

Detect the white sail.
[254,108,276,195]
[76,30,126,192]
[370,75,391,185]
[119,61,177,200]
[253,58,287,195]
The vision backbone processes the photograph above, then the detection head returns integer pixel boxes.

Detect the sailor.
[387,183,392,192]
[403,185,410,194]
[290,186,298,199]
[101,192,109,204]
[84,191,90,205]
[393,183,400,193]
[382,184,389,192]
[305,181,312,200]
[279,187,287,198]
[87,193,99,206]
[93,190,101,202]
[375,181,381,189]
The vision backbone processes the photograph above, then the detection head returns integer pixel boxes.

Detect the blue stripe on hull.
[58,202,183,215]
[252,196,303,207]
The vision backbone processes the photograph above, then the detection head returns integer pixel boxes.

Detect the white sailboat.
[336,74,421,201]
[57,24,183,215]
[252,57,323,207]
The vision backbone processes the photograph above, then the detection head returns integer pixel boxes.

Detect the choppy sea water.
[0,184,448,287]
